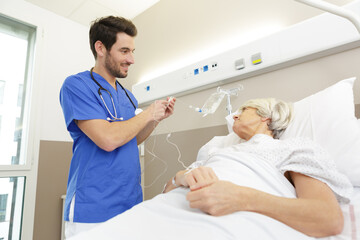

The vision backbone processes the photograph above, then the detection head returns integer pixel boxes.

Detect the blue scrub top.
[59,70,142,223]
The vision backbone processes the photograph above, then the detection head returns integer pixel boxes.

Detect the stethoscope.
[90,67,137,121]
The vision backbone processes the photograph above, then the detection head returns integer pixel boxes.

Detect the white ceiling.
[25,0,160,26]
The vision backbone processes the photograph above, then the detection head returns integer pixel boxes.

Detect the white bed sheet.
[69,188,360,240]
[70,149,359,240]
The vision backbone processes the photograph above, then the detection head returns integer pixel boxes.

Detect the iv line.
[143,103,188,188]
[142,109,167,188]
[142,86,243,188]
[166,133,188,169]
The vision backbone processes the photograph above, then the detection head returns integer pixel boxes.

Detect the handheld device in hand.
[167,97,174,108]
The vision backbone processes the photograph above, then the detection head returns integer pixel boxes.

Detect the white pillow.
[281,77,360,186]
[225,111,238,133]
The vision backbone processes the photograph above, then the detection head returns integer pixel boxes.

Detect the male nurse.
[59,16,175,238]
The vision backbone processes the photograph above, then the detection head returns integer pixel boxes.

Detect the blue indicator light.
[146,86,150,91]
[194,68,199,75]
[203,65,208,72]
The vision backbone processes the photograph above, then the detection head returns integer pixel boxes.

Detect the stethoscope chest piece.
[135,108,143,115]
[107,117,123,121]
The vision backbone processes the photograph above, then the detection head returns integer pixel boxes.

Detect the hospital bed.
[70,77,360,240]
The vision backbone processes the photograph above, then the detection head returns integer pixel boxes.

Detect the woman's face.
[232,107,264,140]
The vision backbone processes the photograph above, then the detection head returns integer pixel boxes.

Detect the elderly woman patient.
[164,98,352,238]
[71,98,352,240]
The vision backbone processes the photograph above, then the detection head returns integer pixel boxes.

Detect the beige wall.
[33,141,72,240]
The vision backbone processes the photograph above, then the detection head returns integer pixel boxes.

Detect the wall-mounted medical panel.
[133,0,360,106]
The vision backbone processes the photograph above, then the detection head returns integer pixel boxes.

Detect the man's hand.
[146,97,176,122]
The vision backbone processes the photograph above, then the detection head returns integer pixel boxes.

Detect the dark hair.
[89,16,137,59]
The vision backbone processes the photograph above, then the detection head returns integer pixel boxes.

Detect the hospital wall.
[144,47,360,136]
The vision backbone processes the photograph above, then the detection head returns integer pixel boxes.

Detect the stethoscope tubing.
[90,68,136,121]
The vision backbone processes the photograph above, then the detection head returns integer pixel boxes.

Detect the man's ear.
[94,40,106,57]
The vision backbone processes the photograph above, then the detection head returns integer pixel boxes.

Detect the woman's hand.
[163,166,218,193]
[176,166,218,190]
[186,181,251,216]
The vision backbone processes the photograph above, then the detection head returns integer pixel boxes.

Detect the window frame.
[0,13,37,240]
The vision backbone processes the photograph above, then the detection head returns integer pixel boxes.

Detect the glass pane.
[0,177,25,240]
[0,19,31,166]
[0,81,5,105]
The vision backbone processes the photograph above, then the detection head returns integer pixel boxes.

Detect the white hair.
[239,98,293,139]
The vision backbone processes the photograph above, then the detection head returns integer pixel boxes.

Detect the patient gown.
[70,134,353,240]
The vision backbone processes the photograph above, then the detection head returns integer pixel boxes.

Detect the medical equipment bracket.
[132,0,360,106]
[295,0,360,33]
[193,86,243,116]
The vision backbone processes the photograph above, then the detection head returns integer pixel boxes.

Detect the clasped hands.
[175,166,247,216]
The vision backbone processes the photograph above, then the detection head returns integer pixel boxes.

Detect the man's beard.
[105,52,128,78]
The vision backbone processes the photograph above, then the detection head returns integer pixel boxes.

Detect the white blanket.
[70,149,316,240]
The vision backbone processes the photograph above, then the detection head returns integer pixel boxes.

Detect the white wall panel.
[133,0,360,106]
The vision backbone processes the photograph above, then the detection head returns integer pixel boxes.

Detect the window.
[0,15,34,166]
[0,81,5,105]
[0,14,35,240]
[16,84,23,108]
[0,194,7,222]
[0,177,25,240]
